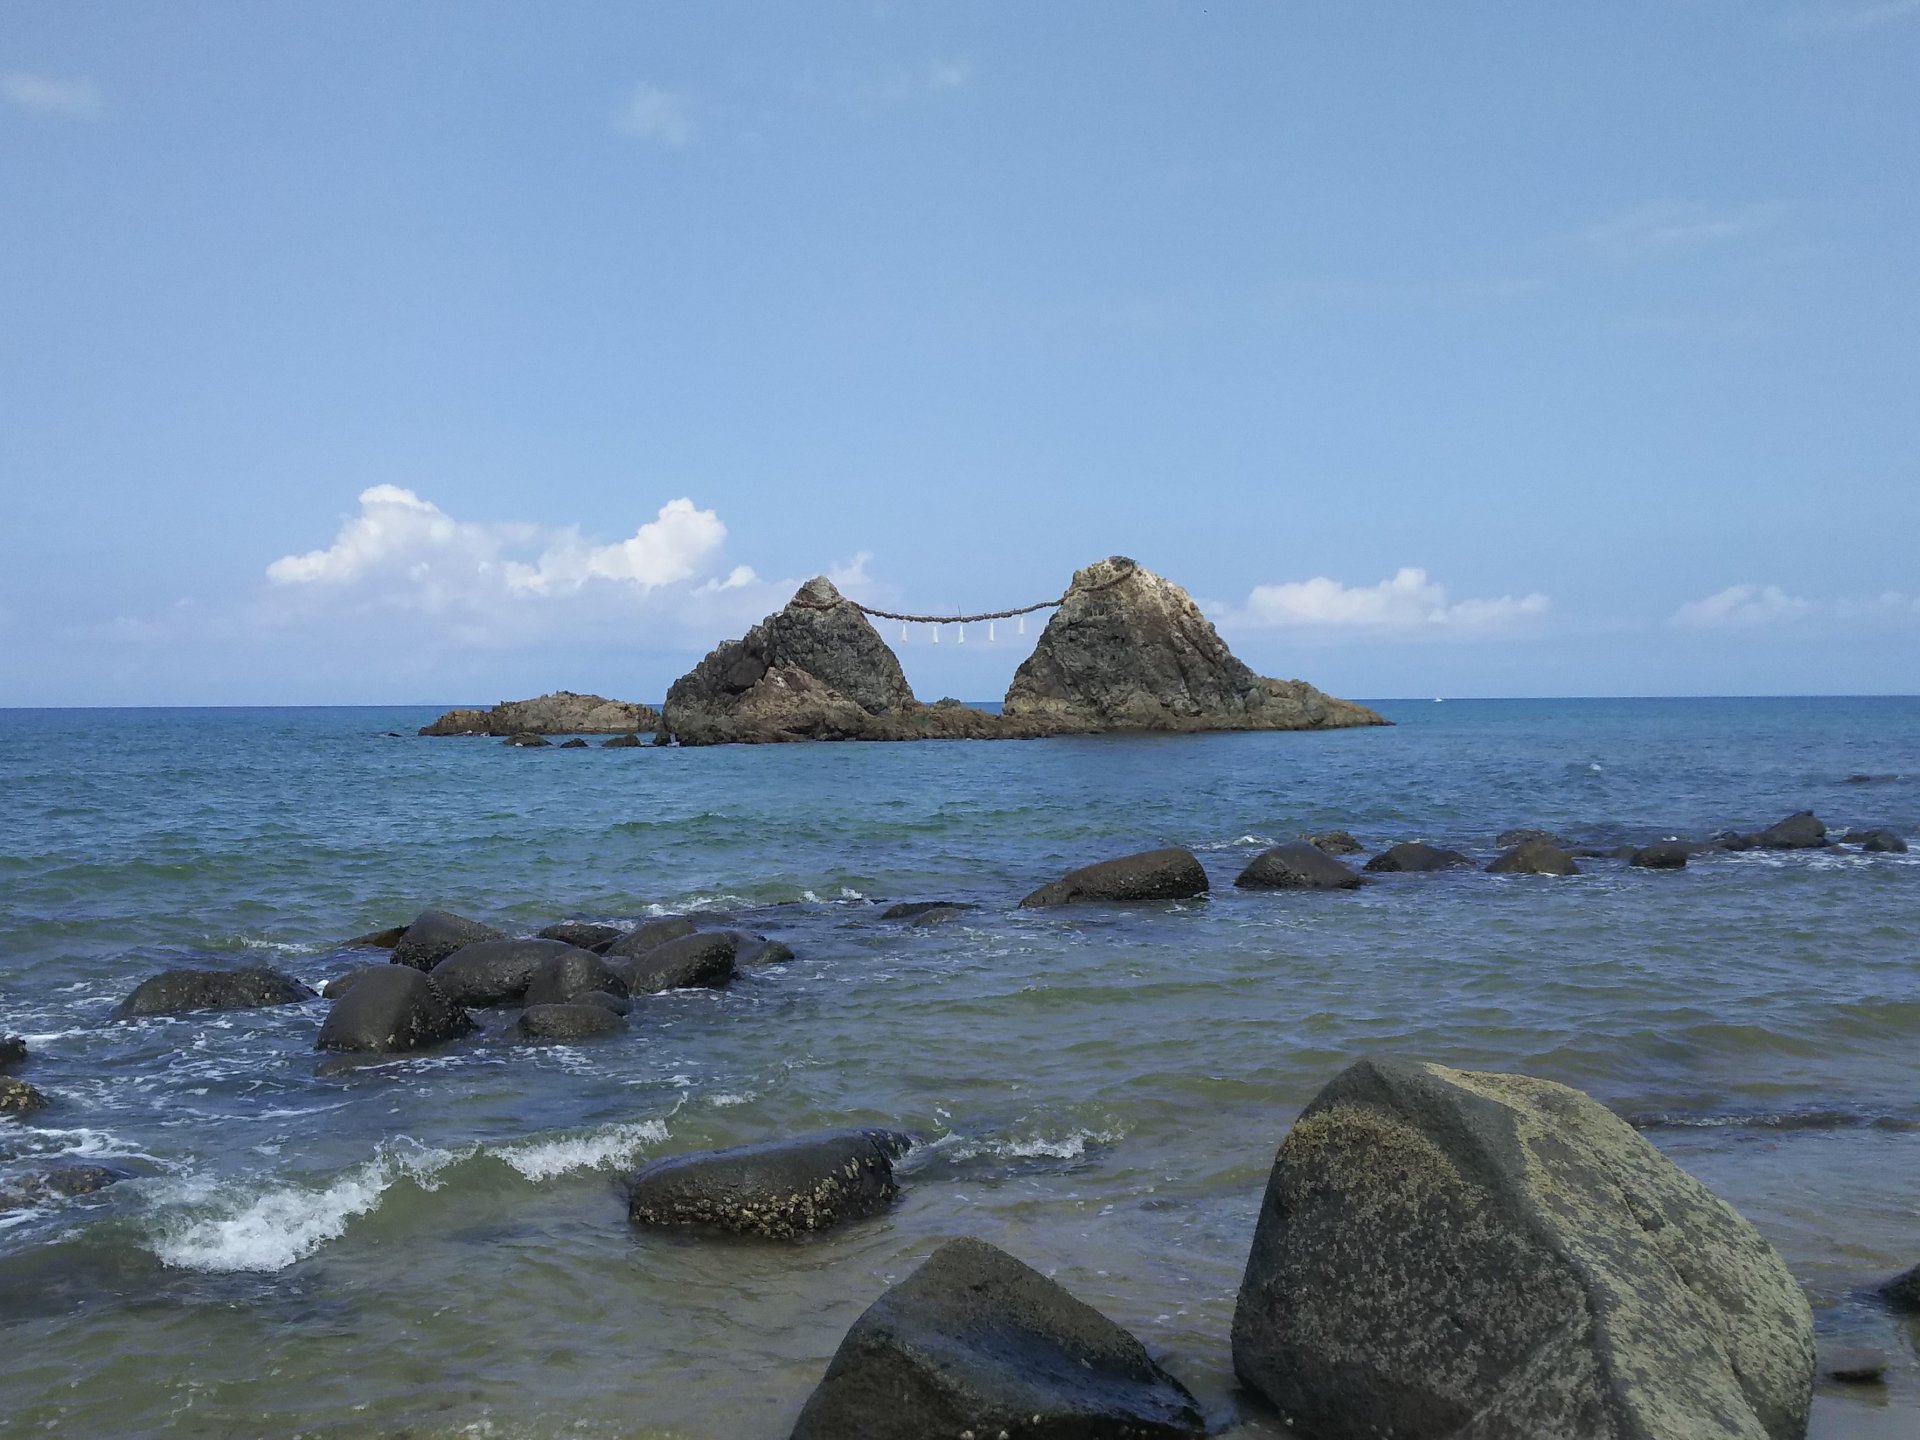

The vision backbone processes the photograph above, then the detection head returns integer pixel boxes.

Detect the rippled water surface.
[2,699,1917,1437]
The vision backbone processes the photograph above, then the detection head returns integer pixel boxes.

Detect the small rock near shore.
[879,900,975,921]
[628,1128,911,1239]
[1235,841,1365,890]
[1018,846,1209,907]
[601,733,646,748]
[615,931,738,993]
[389,909,504,972]
[114,966,316,1019]
[504,732,551,747]
[1755,810,1828,849]
[315,967,473,1054]
[791,1235,1205,1440]
[1486,838,1580,876]
[728,932,797,963]
[1820,1348,1887,1385]
[509,1003,626,1042]
[1362,841,1472,874]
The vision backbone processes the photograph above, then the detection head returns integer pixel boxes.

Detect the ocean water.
[0,698,1916,1438]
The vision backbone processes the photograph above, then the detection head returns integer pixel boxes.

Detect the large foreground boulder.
[420,691,661,736]
[1231,1056,1814,1440]
[791,1236,1205,1440]
[114,966,315,1019]
[1236,841,1365,890]
[389,909,503,971]
[1002,556,1386,734]
[1019,847,1209,907]
[614,931,738,993]
[629,1128,911,1239]
[428,939,588,1008]
[315,967,473,1054]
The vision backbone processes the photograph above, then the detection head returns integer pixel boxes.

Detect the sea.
[0,698,1916,1438]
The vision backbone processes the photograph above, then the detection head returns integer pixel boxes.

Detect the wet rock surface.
[504,732,551,747]
[791,1235,1206,1440]
[1306,830,1365,855]
[420,691,661,737]
[0,1036,25,1073]
[1754,810,1828,850]
[320,966,386,1000]
[315,967,473,1054]
[1019,847,1209,907]
[1631,841,1691,869]
[113,966,316,1019]
[1486,839,1580,876]
[536,921,624,951]
[614,931,738,993]
[1235,841,1365,890]
[627,1128,910,1239]
[1843,828,1907,853]
[1879,1262,1920,1313]
[509,1003,626,1043]
[1232,1056,1814,1440]
[389,910,504,972]
[0,1076,48,1116]
[522,949,628,1007]
[1363,841,1473,874]
[604,916,699,958]
[430,939,590,1008]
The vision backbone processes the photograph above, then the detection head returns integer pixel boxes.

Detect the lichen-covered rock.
[791,1236,1205,1440]
[1363,841,1473,874]
[614,931,738,993]
[1019,847,1209,907]
[508,1003,626,1043]
[1236,841,1365,890]
[1487,839,1580,876]
[430,939,588,1008]
[389,909,503,972]
[113,966,316,1019]
[522,948,628,1007]
[627,1128,910,1239]
[315,966,473,1054]
[420,691,661,737]
[1002,556,1386,734]
[1232,1056,1814,1440]
[1,1076,48,1116]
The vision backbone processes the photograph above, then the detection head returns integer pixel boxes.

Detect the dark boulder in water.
[1879,1262,1920,1313]
[509,1003,626,1042]
[627,1128,911,1239]
[343,925,407,950]
[1231,1056,1814,1440]
[420,691,660,737]
[615,931,738,993]
[320,966,386,1000]
[0,1036,24,1073]
[0,1077,48,1116]
[536,921,625,951]
[1486,839,1579,876]
[504,732,551,748]
[879,900,975,922]
[1235,841,1365,890]
[1631,840,1691,869]
[575,990,630,1016]
[1362,841,1472,874]
[792,1235,1205,1440]
[1842,828,1907,854]
[315,967,473,1054]
[1019,847,1209,907]
[604,916,699,960]
[559,738,590,749]
[0,1163,135,1212]
[1496,827,1569,850]
[601,732,646,748]
[1755,810,1828,849]
[522,948,628,1007]
[728,931,797,963]
[1306,830,1365,855]
[114,966,316,1019]
[430,939,588,1008]
[390,909,503,972]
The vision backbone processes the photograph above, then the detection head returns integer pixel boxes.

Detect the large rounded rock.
[1363,841,1472,874]
[1235,841,1365,890]
[1486,839,1580,876]
[1018,847,1209,907]
[1231,1056,1814,1440]
[1,1077,47,1116]
[1631,841,1691,870]
[389,909,503,972]
[1755,810,1827,849]
[615,931,738,993]
[320,966,385,1000]
[522,948,628,1007]
[315,967,473,1054]
[508,1003,626,1043]
[0,1036,26,1073]
[429,939,586,1008]
[1843,828,1907,854]
[114,966,316,1019]
[603,915,698,959]
[627,1128,911,1239]
[536,921,624,951]
[791,1236,1205,1440]
[1306,830,1365,856]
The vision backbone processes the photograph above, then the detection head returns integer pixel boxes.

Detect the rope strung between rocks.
[791,558,1138,625]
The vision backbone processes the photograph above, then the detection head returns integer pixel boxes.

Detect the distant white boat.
[1434,697,1444,703]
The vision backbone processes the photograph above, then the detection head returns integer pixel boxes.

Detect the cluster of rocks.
[419,691,660,739]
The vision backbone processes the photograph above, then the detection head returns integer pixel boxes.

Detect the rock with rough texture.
[1235,841,1365,890]
[791,1236,1206,1440]
[1019,847,1209,907]
[1878,1262,1920,1313]
[1232,1056,1814,1440]
[536,921,625,951]
[880,900,975,922]
[420,691,661,737]
[1497,827,1570,850]
[628,1128,911,1239]
[1306,831,1366,856]
[1,1077,48,1116]
[1487,839,1580,876]
[615,931,738,993]
[1843,828,1908,854]
[509,1003,626,1042]
[315,967,473,1054]
[320,966,385,999]
[1003,556,1386,734]
[1755,810,1828,850]
[603,915,699,960]
[389,909,504,972]
[1631,841,1691,870]
[601,732,646,748]
[522,948,628,1007]
[1363,841,1473,874]
[430,939,587,1008]
[0,1036,25,1073]
[114,966,316,1019]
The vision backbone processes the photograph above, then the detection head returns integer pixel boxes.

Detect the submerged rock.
[1631,841,1691,870]
[0,1077,48,1116]
[509,1003,626,1043]
[614,931,738,993]
[728,932,797,964]
[1019,847,1209,907]
[315,967,473,1054]
[559,738,590,749]
[1235,841,1365,890]
[1878,1261,1920,1313]
[114,966,316,1019]
[1002,556,1386,734]
[522,948,628,1007]
[1363,841,1472,874]
[503,732,551,747]
[1306,830,1365,855]
[420,691,661,737]
[1486,839,1580,876]
[1842,828,1907,853]
[627,1128,911,1239]
[389,909,504,972]
[0,1036,25,1073]
[879,900,975,922]
[792,1236,1205,1440]
[601,732,646,748]
[430,939,587,1008]
[1231,1056,1814,1440]
[1820,1348,1887,1385]
[343,925,407,950]
[536,921,625,951]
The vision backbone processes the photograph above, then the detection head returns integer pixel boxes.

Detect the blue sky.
[2,2,1914,705]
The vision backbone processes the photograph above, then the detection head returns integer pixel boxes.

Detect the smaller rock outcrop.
[601,732,646,748]
[1019,847,1209,907]
[430,939,586,1008]
[628,1128,911,1239]
[1486,839,1579,876]
[614,931,738,993]
[536,921,624,951]
[504,732,551,748]
[1842,828,1907,853]
[791,1236,1205,1440]
[419,691,661,737]
[114,966,316,1019]
[1235,842,1365,890]
[1754,810,1828,849]
[522,949,628,1008]
[1362,841,1472,874]
[1631,841,1691,870]
[1306,830,1366,855]
[315,967,473,1054]
[389,910,503,972]
[509,1003,626,1043]
[1,1077,47,1116]
[0,1036,26,1073]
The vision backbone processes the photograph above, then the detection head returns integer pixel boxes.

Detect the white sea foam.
[494,1120,667,1181]
[921,1126,1122,1165]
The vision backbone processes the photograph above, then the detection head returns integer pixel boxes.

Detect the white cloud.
[1577,201,1781,261]
[616,83,693,146]
[1671,583,1920,628]
[2,72,101,119]
[505,498,726,595]
[1220,568,1551,636]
